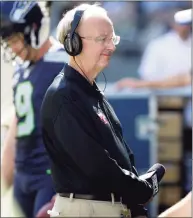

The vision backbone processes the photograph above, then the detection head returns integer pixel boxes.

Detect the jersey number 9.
[15,81,35,137]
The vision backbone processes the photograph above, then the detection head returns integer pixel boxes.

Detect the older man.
[41,3,164,217]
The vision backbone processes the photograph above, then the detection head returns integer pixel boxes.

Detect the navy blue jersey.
[13,45,69,174]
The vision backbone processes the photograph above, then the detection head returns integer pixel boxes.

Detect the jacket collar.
[64,64,103,98]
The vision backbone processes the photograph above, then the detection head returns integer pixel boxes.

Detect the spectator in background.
[138,8,191,81]
[117,8,192,88]
[117,8,192,127]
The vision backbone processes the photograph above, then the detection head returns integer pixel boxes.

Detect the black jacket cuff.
[130,205,148,217]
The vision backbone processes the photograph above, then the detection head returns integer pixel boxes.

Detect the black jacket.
[41,64,153,216]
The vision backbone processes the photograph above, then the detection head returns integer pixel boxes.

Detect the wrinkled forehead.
[79,15,114,36]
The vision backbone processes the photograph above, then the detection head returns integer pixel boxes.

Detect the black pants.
[14,171,55,218]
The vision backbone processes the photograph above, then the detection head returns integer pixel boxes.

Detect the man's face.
[78,16,117,72]
[172,22,192,40]
[4,33,31,61]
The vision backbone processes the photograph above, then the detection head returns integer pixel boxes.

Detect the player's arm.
[116,73,191,89]
[1,115,17,190]
[158,191,191,217]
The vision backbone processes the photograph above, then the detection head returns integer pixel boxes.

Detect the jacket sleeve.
[130,166,148,217]
[54,102,153,206]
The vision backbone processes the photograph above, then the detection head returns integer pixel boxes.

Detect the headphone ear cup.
[71,32,82,56]
[64,33,82,56]
[64,33,73,55]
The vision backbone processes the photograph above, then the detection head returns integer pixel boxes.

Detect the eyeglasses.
[80,34,120,45]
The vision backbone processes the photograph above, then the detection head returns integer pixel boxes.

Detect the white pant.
[48,194,131,217]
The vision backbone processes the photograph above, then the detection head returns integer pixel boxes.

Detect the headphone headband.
[70,10,84,42]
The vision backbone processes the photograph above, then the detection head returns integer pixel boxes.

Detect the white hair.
[56,3,108,45]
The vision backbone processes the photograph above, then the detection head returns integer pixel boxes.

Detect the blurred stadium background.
[1,1,192,217]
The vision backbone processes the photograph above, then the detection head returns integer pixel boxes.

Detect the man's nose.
[106,39,116,52]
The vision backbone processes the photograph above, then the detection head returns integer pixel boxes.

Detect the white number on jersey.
[15,81,35,137]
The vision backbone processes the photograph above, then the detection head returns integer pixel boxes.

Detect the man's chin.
[100,58,111,67]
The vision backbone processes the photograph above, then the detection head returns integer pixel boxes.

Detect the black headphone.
[64,10,85,56]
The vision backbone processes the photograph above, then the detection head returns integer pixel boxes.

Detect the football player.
[1,1,69,218]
